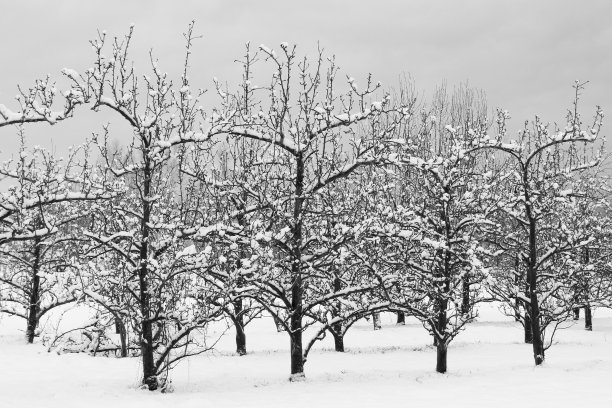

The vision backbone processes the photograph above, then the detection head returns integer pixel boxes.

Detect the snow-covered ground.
[1,304,611,408]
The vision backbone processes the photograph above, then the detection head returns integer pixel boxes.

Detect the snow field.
[1,305,611,408]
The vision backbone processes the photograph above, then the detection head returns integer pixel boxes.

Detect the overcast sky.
[0,0,610,156]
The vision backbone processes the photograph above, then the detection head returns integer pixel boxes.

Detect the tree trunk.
[234,201,248,356]
[289,267,304,378]
[436,341,447,373]
[461,273,470,315]
[140,319,156,389]
[25,279,41,344]
[527,281,544,365]
[583,249,592,331]
[289,327,304,379]
[140,154,157,391]
[115,317,128,357]
[584,304,592,331]
[435,208,452,373]
[26,237,42,344]
[235,322,247,355]
[435,288,449,370]
[332,330,345,352]
[524,274,533,343]
[234,301,247,355]
[573,308,580,320]
[140,303,156,389]
[330,275,345,351]
[396,311,405,325]
[527,216,544,365]
[289,152,305,380]
[524,311,533,344]
[372,312,381,330]
[528,295,544,365]
[514,256,521,322]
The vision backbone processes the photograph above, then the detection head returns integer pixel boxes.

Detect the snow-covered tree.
[0,73,86,128]
[0,135,111,342]
[179,137,268,356]
[300,175,392,355]
[564,168,612,330]
[60,24,234,390]
[481,82,604,365]
[207,43,411,380]
[362,84,494,373]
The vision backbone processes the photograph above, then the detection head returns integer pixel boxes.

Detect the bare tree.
[207,42,410,380]
[59,24,234,390]
[481,82,604,365]
[0,135,111,342]
[360,84,493,373]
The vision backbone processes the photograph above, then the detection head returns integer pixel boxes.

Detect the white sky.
[0,0,610,156]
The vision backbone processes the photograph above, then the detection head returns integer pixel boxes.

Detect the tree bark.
[523,274,533,343]
[396,311,405,325]
[584,304,592,331]
[289,329,304,379]
[139,151,157,390]
[461,273,470,315]
[234,199,248,356]
[435,286,449,369]
[514,255,521,322]
[435,205,452,373]
[234,300,247,355]
[235,322,247,355]
[527,214,544,365]
[573,308,580,320]
[26,237,42,344]
[583,249,592,331]
[436,341,447,373]
[524,311,533,344]
[289,152,305,380]
[332,330,345,352]
[331,275,345,351]
[372,312,381,330]
[115,317,128,357]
